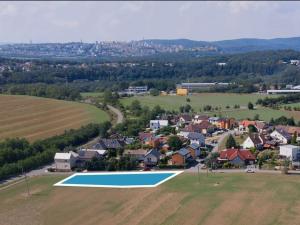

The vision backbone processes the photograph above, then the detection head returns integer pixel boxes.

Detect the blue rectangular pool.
[54,171,183,188]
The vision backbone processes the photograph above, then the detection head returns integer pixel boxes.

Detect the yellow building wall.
[176,88,188,96]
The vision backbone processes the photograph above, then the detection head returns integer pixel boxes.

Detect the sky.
[1,1,300,43]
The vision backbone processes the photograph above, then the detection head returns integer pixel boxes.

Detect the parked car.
[245,168,255,173]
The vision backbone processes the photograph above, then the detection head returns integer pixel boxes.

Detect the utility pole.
[197,164,200,183]
[22,166,30,197]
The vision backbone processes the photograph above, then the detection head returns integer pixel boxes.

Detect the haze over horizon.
[1,1,300,43]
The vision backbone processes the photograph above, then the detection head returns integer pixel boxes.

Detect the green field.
[0,95,109,141]
[81,92,104,98]
[1,173,300,225]
[121,93,299,122]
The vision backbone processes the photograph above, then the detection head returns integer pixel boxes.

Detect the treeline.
[113,101,166,136]
[0,122,111,181]
[269,116,298,126]
[0,84,81,101]
[257,94,300,107]
[85,156,138,171]
[1,50,300,89]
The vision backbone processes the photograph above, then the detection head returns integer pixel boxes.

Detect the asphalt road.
[211,130,235,152]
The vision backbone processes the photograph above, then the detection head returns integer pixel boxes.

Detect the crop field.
[0,95,109,142]
[1,173,300,225]
[121,93,300,122]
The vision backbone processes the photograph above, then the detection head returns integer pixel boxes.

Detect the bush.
[158,164,185,169]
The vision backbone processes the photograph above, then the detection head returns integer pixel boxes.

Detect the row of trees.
[114,101,166,136]
[1,84,81,101]
[269,116,298,126]
[85,156,138,171]
[256,94,300,107]
[0,122,111,181]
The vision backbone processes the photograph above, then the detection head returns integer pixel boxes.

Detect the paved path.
[107,104,124,125]
[210,130,235,153]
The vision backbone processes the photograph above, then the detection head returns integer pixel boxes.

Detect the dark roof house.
[93,139,125,150]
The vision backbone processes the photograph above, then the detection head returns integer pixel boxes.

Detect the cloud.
[0,1,300,42]
[227,1,268,14]
[179,2,192,14]
[121,2,144,13]
[0,3,17,16]
[51,20,79,29]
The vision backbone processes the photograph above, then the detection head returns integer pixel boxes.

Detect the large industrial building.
[267,85,300,94]
[176,82,229,91]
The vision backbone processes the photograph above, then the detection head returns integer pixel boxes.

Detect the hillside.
[0,95,109,141]
[213,37,300,53]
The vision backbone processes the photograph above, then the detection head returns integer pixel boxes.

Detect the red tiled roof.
[138,132,153,141]
[219,149,256,161]
[255,121,267,130]
[239,120,256,127]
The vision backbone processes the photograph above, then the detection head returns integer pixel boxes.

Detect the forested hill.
[213,37,300,53]
[0,49,300,90]
[145,37,300,53]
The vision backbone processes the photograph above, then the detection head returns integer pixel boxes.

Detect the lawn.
[120,93,299,122]
[81,92,104,98]
[121,93,266,109]
[0,95,109,142]
[1,173,300,225]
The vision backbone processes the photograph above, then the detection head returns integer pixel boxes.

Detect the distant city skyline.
[1,1,300,43]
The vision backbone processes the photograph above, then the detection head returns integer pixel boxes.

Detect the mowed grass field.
[1,173,300,225]
[121,93,300,121]
[81,92,104,98]
[0,95,109,142]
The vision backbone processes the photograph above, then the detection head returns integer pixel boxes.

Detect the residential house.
[139,132,154,143]
[270,128,292,144]
[124,149,148,161]
[172,148,192,165]
[187,132,205,146]
[255,121,269,134]
[187,143,201,159]
[149,120,169,130]
[193,115,209,124]
[54,151,78,171]
[76,150,102,167]
[80,148,107,157]
[209,117,235,129]
[209,117,220,126]
[239,120,257,132]
[180,121,214,136]
[242,133,266,150]
[218,149,256,167]
[178,114,192,125]
[93,138,125,150]
[276,125,300,142]
[279,145,300,161]
[144,149,161,167]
